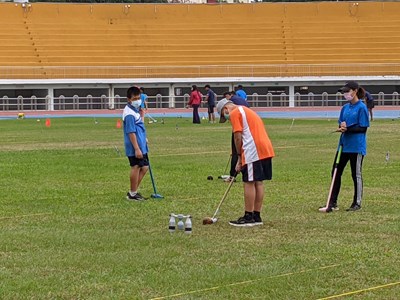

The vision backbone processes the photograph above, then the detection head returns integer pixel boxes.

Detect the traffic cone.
[45,118,51,127]
[116,119,122,129]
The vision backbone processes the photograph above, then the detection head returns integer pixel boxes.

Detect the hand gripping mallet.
[319,145,343,212]
[203,173,237,225]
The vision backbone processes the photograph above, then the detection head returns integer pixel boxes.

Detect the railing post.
[17,96,23,111]
[73,95,79,110]
[47,88,54,111]
[288,85,295,108]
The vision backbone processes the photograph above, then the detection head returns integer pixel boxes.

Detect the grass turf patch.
[0,117,399,299]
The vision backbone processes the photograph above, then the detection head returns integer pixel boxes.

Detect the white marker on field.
[289,118,295,130]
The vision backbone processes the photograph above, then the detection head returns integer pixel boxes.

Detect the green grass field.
[0,116,399,299]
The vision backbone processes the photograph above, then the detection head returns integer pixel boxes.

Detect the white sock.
[130,190,137,196]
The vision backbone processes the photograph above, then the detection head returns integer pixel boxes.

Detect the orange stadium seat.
[1,2,400,78]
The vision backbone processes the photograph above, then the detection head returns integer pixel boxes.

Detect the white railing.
[1,63,400,79]
[1,93,399,111]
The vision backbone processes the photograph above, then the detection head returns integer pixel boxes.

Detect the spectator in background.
[235,85,247,101]
[224,91,249,108]
[187,85,202,124]
[139,87,148,120]
[364,91,375,121]
[204,84,216,123]
[222,91,249,183]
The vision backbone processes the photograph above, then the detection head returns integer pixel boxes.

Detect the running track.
[1,106,399,120]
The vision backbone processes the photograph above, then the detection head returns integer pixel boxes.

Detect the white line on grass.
[150,264,340,300]
[151,145,324,158]
[316,280,400,300]
[0,212,53,221]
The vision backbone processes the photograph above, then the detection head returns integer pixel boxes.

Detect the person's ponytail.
[357,87,366,100]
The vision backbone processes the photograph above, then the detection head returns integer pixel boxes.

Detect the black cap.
[339,81,359,93]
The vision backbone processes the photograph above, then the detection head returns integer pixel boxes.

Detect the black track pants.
[329,152,364,207]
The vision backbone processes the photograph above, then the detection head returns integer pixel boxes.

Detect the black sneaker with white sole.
[346,204,361,211]
[126,192,146,201]
[229,216,256,227]
[253,215,263,226]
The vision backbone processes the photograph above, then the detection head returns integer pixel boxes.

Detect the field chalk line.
[0,212,53,221]
[316,280,400,300]
[152,145,319,158]
[150,264,340,300]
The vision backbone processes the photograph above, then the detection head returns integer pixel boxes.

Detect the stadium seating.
[1,2,400,78]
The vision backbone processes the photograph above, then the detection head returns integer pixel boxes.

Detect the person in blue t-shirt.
[364,91,375,121]
[204,84,216,123]
[320,81,370,213]
[235,85,247,101]
[225,91,249,107]
[139,87,148,121]
[123,86,149,201]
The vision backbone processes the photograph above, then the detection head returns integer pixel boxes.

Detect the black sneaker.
[126,192,146,201]
[253,215,263,226]
[346,204,361,211]
[229,216,255,227]
[136,192,148,200]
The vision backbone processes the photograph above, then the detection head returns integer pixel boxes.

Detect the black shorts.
[128,153,149,167]
[242,158,272,182]
[208,105,215,114]
[367,101,375,109]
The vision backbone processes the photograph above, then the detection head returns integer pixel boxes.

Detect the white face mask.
[131,99,141,108]
[343,92,354,101]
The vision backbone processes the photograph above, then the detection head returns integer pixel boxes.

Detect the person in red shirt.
[216,99,275,227]
[186,85,202,124]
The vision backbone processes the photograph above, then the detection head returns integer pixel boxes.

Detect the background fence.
[1,92,399,111]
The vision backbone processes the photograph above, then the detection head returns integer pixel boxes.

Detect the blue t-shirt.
[207,90,215,106]
[231,95,249,107]
[236,90,247,100]
[140,93,148,109]
[122,103,148,157]
[338,100,370,155]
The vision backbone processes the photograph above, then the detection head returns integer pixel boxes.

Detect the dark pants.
[329,152,364,207]
[192,104,200,124]
[230,133,238,177]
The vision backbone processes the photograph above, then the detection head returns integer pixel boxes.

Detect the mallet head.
[151,193,164,199]
[202,217,217,225]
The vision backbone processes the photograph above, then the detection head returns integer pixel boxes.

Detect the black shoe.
[126,192,146,201]
[229,216,256,227]
[253,215,263,225]
[346,204,361,211]
[136,192,148,200]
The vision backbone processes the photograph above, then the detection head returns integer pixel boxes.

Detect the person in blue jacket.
[320,81,370,212]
